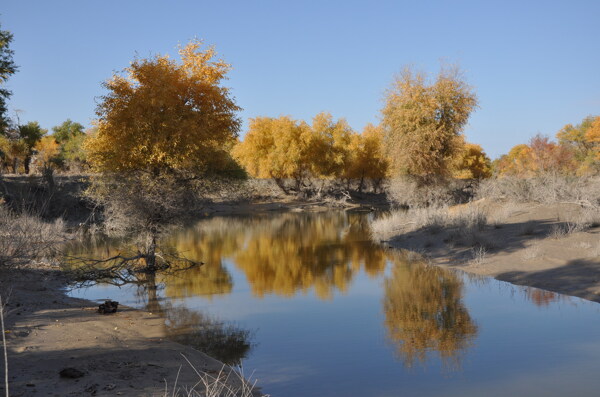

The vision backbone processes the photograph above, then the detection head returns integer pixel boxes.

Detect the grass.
[371,203,487,242]
[470,246,487,266]
[521,246,542,260]
[165,354,268,397]
[0,204,65,270]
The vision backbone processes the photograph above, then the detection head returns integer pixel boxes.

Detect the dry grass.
[386,177,474,208]
[522,246,542,260]
[371,203,487,242]
[476,175,600,207]
[470,246,487,266]
[0,204,65,270]
[165,356,267,397]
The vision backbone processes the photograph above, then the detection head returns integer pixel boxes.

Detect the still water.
[69,212,600,396]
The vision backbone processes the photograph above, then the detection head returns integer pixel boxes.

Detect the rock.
[59,367,85,379]
[98,300,119,314]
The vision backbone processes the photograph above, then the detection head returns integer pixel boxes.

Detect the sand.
[1,266,250,397]
[383,201,600,303]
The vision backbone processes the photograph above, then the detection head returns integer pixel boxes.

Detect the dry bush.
[0,204,65,269]
[488,202,518,228]
[386,177,474,208]
[477,175,600,207]
[229,179,287,202]
[470,246,487,266]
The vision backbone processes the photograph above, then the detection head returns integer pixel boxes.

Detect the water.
[68,211,600,396]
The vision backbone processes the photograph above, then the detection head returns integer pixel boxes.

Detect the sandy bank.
[1,265,249,397]
[381,201,600,303]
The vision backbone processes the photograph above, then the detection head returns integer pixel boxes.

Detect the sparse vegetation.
[0,204,65,270]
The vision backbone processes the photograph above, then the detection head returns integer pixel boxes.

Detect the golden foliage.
[162,213,386,300]
[383,255,477,368]
[343,124,390,190]
[496,135,576,177]
[232,116,312,184]
[381,65,478,179]
[452,143,492,179]
[85,39,241,175]
[34,136,60,168]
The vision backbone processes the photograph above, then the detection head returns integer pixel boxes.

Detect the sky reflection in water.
[69,212,600,397]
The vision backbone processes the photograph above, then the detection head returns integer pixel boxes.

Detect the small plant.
[470,246,486,266]
[522,246,541,260]
[165,355,268,397]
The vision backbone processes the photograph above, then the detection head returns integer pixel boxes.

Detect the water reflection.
[383,253,478,369]
[164,213,386,299]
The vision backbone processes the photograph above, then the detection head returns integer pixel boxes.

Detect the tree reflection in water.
[164,212,386,299]
[68,212,483,370]
[383,253,478,370]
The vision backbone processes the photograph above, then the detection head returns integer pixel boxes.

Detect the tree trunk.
[24,155,31,174]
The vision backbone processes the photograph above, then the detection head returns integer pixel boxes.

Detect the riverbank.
[376,200,600,304]
[1,263,253,397]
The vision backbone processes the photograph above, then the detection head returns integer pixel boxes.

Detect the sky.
[2,0,599,159]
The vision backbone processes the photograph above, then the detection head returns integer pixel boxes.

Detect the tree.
[343,124,390,192]
[18,121,46,173]
[308,112,353,179]
[0,23,17,134]
[51,119,84,144]
[232,115,312,193]
[86,40,241,176]
[84,40,242,273]
[452,143,492,179]
[381,66,478,182]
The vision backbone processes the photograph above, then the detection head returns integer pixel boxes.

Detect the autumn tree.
[0,23,17,134]
[309,112,353,179]
[496,135,575,177]
[452,142,492,179]
[381,65,478,182]
[233,115,312,193]
[556,115,600,174]
[342,124,390,192]
[83,40,242,274]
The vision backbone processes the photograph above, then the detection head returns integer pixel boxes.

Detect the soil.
[1,265,250,397]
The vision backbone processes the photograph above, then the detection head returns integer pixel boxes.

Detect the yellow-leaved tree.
[232,115,312,193]
[86,40,241,176]
[452,143,492,179]
[381,65,478,183]
[308,112,353,179]
[81,40,242,276]
[342,124,390,192]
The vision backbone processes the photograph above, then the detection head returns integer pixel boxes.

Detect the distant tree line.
[495,116,600,177]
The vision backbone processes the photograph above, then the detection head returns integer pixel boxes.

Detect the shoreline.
[2,265,250,397]
[379,201,600,304]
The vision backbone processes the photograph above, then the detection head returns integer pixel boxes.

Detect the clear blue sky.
[3,0,599,159]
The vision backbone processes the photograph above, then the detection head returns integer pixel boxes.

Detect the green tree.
[18,121,47,173]
[381,65,478,182]
[0,23,17,134]
[51,119,85,144]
